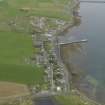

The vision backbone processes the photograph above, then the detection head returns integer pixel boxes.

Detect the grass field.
[0,31,44,84]
[55,95,95,105]
[0,0,71,21]
[0,64,44,84]
[0,31,32,65]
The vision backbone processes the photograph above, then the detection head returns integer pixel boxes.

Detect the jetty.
[80,0,105,3]
[59,39,88,45]
[57,35,88,46]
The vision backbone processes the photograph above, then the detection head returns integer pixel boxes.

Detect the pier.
[80,0,105,3]
[59,39,88,45]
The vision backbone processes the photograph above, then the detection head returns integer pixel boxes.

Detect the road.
[54,36,70,93]
[34,97,61,105]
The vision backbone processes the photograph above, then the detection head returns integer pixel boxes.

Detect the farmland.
[0,31,44,84]
[0,82,29,98]
[0,0,71,21]
[0,0,71,85]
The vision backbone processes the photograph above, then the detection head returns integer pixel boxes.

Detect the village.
[29,17,71,95]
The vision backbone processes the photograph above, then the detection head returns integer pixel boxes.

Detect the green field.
[0,31,32,65]
[55,95,95,105]
[0,0,71,21]
[0,64,44,84]
[0,31,44,84]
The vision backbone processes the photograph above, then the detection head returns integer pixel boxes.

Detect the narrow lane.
[34,97,61,105]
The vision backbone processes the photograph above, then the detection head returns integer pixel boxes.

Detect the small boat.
[81,39,88,42]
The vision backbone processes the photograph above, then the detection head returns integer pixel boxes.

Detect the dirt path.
[0,81,29,98]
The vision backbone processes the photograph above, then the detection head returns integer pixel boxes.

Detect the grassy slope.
[55,95,95,105]
[0,0,71,21]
